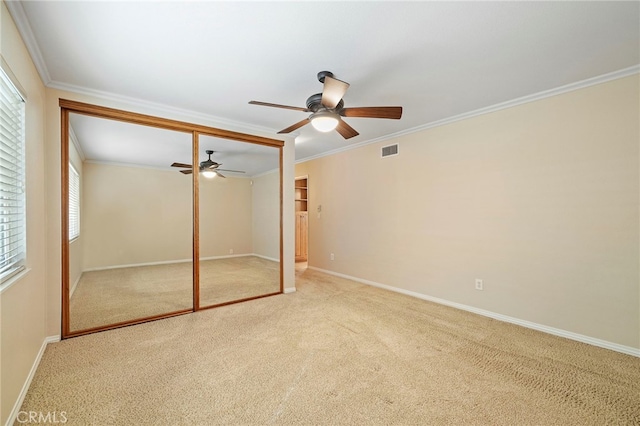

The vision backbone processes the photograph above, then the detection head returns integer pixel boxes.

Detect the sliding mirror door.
[198,135,282,308]
[62,99,284,338]
[66,113,194,334]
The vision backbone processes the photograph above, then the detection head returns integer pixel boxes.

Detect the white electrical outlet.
[229,249,234,254]
[475,279,483,291]
[330,253,335,261]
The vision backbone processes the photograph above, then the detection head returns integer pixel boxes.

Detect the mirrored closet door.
[61,100,284,338]
[65,112,194,334]
[198,135,282,308]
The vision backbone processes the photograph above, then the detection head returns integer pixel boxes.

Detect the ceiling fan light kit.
[249,71,402,139]
[310,110,339,132]
[201,169,217,179]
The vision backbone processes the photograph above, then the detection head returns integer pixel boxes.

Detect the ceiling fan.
[170,150,245,179]
[249,71,403,139]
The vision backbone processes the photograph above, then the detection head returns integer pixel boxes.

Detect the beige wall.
[0,2,48,423]
[252,170,280,260]
[80,162,277,269]
[200,174,253,259]
[297,75,639,349]
[81,163,193,269]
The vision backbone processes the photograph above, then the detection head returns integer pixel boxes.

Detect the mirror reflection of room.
[196,136,281,308]
[67,114,194,332]
[66,111,282,334]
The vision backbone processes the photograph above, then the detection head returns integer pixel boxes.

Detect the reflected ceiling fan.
[249,71,403,139]
[171,150,245,179]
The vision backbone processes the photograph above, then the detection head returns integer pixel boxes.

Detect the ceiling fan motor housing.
[306,93,344,112]
[316,70,334,83]
[201,150,219,169]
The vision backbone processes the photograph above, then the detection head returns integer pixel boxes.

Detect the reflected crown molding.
[68,126,86,161]
[84,159,257,178]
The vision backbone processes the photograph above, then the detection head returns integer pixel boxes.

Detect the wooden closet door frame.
[60,99,284,338]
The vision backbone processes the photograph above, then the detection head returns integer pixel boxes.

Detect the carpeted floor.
[70,256,280,331]
[20,268,640,425]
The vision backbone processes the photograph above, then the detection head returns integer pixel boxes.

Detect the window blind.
[0,66,26,282]
[69,163,80,240]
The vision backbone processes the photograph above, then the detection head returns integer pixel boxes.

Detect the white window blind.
[69,163,80,240]
[0,65,26,283]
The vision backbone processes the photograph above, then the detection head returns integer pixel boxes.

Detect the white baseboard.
[5,335,60,426]
[308,266,640,358]
[283,287,296,294]
[83,257,192,272]
[252,253,280,263]
[69,274,81,297]
[83,253,258,272]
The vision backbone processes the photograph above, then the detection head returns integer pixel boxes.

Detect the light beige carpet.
[20,268,640,425]
[70,256,280,332]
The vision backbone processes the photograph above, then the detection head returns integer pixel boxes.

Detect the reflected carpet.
[69,256,279,331]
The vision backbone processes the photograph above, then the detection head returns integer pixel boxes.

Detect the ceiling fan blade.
[340,106,403,119]
[249,101,309,112]
[321,76,350,109]
[215,171,226,179]
[217,169,245,173]
[179,169,193,175]
[278,118,310,134]
[335,119,359,140]
[171,162,192,168]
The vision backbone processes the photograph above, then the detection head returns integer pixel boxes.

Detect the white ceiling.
[8,1,640,168]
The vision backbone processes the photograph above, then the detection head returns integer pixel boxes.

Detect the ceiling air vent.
[381,144,399,158]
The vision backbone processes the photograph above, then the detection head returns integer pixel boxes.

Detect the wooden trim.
[279,146,284,293]
[64,309,193,338]
[58,99,284,147]
[61,109,70,338]
[192,131,200,311]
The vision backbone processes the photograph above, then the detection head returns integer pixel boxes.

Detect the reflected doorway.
[295,176,308,270]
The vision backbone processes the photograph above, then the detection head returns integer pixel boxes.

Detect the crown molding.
[296,65,640,165]
[252,167,279,178]
[6,1,277,137]
[47,80,277,137]
[4,0,52,85]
